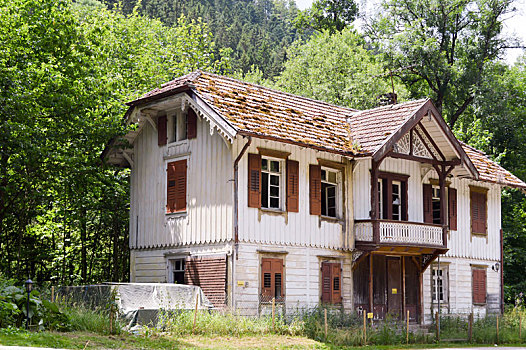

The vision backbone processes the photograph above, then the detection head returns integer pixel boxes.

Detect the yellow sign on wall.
[392,288,397,294]
[367,312,374,319]
[237,281,245,286]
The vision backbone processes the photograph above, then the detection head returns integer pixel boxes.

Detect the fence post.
[519,314,522,341]
[496,315,499,344]
[435,311,440,342]
[192,293,199,334]
[51,286,55,303]
[363,312,367,345]
[406,310,410,344]
[272,297,276,331]
[468,313,473,343]
[324,308,328,339]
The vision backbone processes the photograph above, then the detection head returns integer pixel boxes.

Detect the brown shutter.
[261,258,273,301]
[248,153,261,208]
[174,159,187,211]
[309,164,321,215]
[423,184,433,223]
[286,160,299,213]
[332,263,342,303]
[167,162,177,212]
[401,181,408,221]
[448,188,457,231]
[471,191,487,234]
[187,108,197,139]
[321,262,331,303]
[472,269,486,304]
[272,258,284,301]
[157,115,167,146]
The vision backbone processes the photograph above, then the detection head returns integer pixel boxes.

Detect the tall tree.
[294,0,358,33]
[275,28,407,109]
[368,0,518,127]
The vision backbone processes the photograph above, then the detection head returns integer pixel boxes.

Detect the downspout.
[500,228,504,314]
[232,136,251,310]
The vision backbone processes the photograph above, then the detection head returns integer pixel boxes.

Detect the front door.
[387,258,402,318]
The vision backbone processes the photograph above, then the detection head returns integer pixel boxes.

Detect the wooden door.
[387,258,401,318]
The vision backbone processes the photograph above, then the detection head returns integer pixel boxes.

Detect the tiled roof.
[461,142,526,190]
[128,71,526,190]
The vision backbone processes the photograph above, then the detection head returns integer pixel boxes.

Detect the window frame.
[378,171,409,221]
[431,265,449,305]
[260,257,285,303]
[431,186,441,225]
[261,156,285,210]
[165,157,189,215]
[470,186,488,235]
[472,267,487,305]
[321,167,341,219]
[320,261,342,304]
[167,257,187,284]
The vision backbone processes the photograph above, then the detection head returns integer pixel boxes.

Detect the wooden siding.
[422,257,501,322]
[353,158,501,261]
[234,138,353,250]
[234,243,352,315]
[129,113,233,249]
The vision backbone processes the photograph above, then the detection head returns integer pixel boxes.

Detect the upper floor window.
[470,187,487,235]
[261,157,282,209]
[321,168,338,218]
[432,186,441,224]
[423,184,457,229]
[377,172,408,221]
[166,159,187,213]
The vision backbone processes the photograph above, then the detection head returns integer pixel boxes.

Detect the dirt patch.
[180,335,326,349]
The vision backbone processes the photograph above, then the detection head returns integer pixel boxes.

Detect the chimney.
[376,92,397,106]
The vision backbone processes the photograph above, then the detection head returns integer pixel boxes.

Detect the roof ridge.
[351,98,430,117]
[198,70,359,115]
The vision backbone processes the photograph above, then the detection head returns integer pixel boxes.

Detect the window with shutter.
[286,160,299,212]
[423,184,433,223]
[157,115,167,146]
[261,258,284,302]
[187,108,197,139]
[472,268,486,304]
[309,165,322,215]
[448,188,457,231]
[470,188,487,234]
[378,172,409,221]
[321,262,342,304]
[166,159,187,213]
[248,154,261,208]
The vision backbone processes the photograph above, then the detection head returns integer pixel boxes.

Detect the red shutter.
[157,115,167,146]
[174,159,187,211]
[471,191,487,234]
[309,164,321,215]
[248,154,261,208]
[321,262,331,303]
[423,184,433,223]
[187,108,197,139]
[448,188,457,231]
[261,258,283,302]
[286,160,299,213]
[332,263,342,303]
[166,162,177,212]
[472,269,486,304]
[272,259,284,301]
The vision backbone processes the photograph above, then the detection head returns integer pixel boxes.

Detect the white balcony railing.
[354,220,443,246]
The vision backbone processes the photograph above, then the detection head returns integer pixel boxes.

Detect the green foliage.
[0,0,228,285]
[294,0,358,33]
[62,305,124,335]
[369,0,517,128]
[275,28,407,109]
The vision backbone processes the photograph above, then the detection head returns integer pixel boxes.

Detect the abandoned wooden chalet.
[104,71,526,323]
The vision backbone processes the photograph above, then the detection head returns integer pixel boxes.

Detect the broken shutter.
[248,153,261,208]
[261,258,283,302]
[157,115,167,146]
[472,269,486,304]
[423,184,433,224]
[309,164,321,215]
[187,108,197,139]
[321,262,331,303]
[332,263,341,303]
[286,160,299,212]
[471,190,487,234]
[448,188,457,231]
[166,159,187,213]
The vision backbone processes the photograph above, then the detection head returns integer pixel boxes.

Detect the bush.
[62,305,123,335]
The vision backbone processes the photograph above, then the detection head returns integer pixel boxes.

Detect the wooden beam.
[369,254,373,313]
[389,152,461,166]
[371,159,381,244]
[352,252,370,272]
[144,114,158,132]
[416,122,446,161]
[122,151,134,168]
[413,127,439,161]
[402,257,406,322]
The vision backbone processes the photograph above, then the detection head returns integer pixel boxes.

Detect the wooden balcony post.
[371,159,380,243]
[438,165,447,248]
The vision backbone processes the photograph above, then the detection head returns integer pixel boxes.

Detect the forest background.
[0,0,525,303]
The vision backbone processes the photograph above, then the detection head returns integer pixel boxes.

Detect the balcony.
[354,220,444,247]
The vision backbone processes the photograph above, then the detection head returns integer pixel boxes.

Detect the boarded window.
[248,154,262,208]
[471,189,487,234]
[187,108,197,139]
[448,188,457,230]
[167,160,187,213]
[309,164,321,215]
[321,262,341,304]
[184,255,227,307]
[157,115,167,146]
[286,160,299,212]
[261,258,284,302]
[472,268,486,304]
